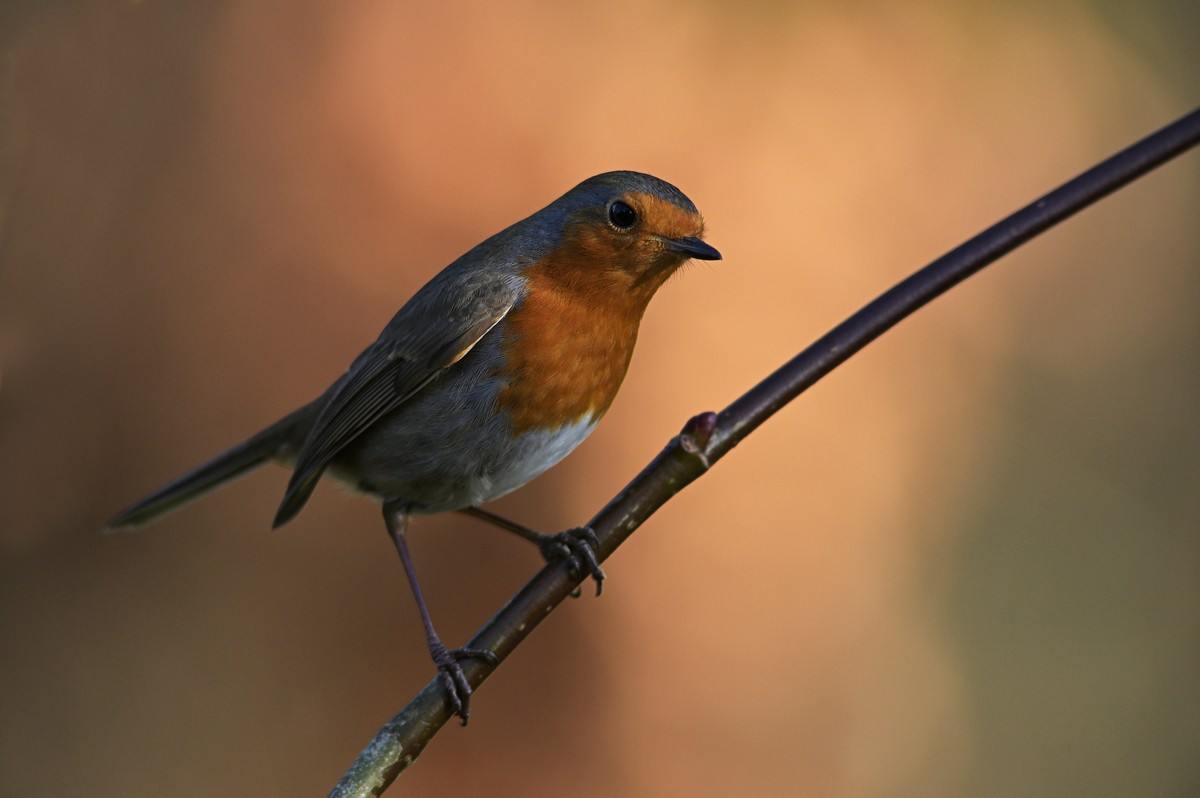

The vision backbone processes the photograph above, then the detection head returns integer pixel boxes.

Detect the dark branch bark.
[328,107,1200,798]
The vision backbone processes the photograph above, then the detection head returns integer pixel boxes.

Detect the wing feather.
[272,278,517,527]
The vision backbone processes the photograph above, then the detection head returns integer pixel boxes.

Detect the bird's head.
[533,171,721,301]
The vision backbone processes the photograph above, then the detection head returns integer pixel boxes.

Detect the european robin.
[108,170,721,721]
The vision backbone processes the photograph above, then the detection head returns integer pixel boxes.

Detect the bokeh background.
[2,2,1197,796]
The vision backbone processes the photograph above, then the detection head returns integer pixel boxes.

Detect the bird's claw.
[430,642,497,725]
[538,526,605,596]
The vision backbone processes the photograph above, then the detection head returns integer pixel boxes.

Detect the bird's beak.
[663,236,722,261]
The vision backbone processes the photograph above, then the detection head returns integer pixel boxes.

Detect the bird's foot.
[537,526,605,596]
[430,641,498,725]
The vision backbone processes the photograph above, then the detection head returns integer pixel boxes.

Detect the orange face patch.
[533,192,707,288]
[625,191,706,243]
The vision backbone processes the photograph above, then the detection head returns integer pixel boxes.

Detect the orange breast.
[494,189,705,435]
[495,268,646,435]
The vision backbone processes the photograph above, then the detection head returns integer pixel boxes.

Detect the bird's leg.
[457,506,605,596]
[383,501,497,725]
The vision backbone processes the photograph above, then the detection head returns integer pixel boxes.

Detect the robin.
[108,170,721,721]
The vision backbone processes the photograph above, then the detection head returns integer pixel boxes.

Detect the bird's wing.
[273,273,519,526]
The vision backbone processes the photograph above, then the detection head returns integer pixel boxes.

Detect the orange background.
[2,3,1198,796]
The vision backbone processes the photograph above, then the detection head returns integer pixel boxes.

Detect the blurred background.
[2,2,1197,796]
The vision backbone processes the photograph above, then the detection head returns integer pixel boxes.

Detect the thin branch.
[328,107,1200,798]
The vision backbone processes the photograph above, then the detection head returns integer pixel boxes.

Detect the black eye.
[608,200,638,230]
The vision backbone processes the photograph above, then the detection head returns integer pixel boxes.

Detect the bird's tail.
[106,406,311,530]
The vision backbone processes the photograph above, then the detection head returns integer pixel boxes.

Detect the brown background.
[2,2,1198,796]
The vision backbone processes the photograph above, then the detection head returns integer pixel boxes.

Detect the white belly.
[475,414,599,504]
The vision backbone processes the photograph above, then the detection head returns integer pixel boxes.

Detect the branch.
[328,107,1200,797]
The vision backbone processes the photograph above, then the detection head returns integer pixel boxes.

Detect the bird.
[107,170,721,722]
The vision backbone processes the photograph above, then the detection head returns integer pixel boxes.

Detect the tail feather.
[106,408,308,530]
[271,470,321,529]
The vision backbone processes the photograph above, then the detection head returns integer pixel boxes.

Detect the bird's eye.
[607,200,638,230]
